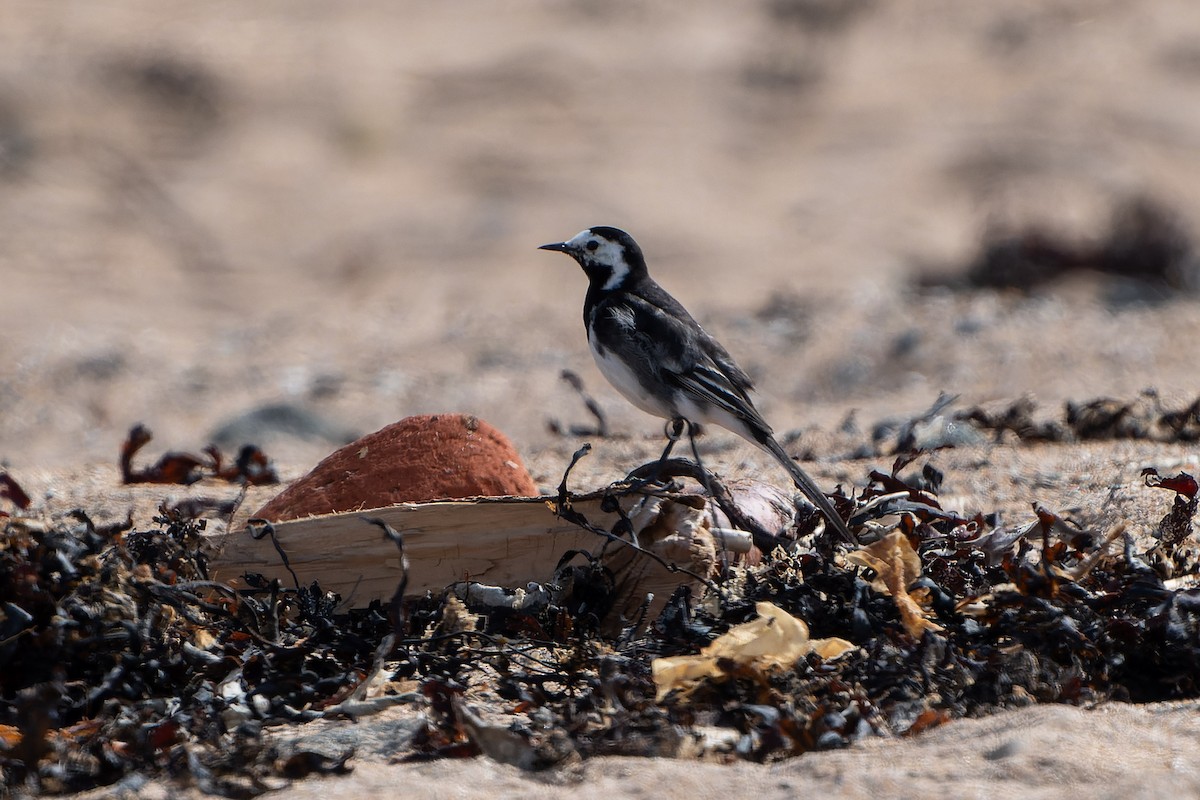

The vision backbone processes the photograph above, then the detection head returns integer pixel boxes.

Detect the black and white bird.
[540,226,857,545]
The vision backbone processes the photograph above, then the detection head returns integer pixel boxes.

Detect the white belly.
[589,337,673,420]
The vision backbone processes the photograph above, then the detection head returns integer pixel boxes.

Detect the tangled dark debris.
[959,392,1200,445]
[554,386,1200,464]
[547,370,610,438]
[917,194,1200,295]
[121,424,279,487]
[0,474,31,512]
[2,446,1200,795]
[866,390,1200,456]
[0,507,374,795]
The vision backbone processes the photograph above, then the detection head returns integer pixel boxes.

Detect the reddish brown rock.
[252,414,538,522]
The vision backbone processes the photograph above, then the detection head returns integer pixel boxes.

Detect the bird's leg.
[622,417,688,491]
[659,417,686,463]
[683,423,733,567]
[684,421,719,503]
[645,417,688,484]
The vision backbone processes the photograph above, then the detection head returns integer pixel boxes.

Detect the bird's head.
[539,226,647,291]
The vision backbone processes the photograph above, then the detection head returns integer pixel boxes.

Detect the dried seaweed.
[0,511,387,795]
[920,194,1199,295]
[121,424,279,486]
[3,453,1200,794]
[1144,468,1198,551]
[877,392,1200,453]
[547,370,610,438]
[0,473,31,512]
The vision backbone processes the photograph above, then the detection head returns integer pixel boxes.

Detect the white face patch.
[565,229,630,290]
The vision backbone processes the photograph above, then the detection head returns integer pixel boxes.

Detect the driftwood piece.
[205,493,751,616]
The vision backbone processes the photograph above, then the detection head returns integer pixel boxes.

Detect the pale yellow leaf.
[652,601,856,701]
[846,531,943,637]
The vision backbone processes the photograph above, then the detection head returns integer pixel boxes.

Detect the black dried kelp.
[2,458,1199,793]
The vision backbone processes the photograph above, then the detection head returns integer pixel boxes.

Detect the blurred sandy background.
[5,0,1200,485]
[6,2,1200,797]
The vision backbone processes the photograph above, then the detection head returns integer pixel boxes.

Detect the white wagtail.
[540,226,857,545]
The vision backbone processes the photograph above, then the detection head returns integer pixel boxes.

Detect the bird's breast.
[588,335,674,420]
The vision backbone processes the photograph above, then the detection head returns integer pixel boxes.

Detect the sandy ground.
[5,1,1200,796]
[276,702,1200,800]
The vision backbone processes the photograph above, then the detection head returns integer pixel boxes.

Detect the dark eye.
[586,240,599,252]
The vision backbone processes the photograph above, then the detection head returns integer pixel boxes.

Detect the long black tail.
[762,436,858,545]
